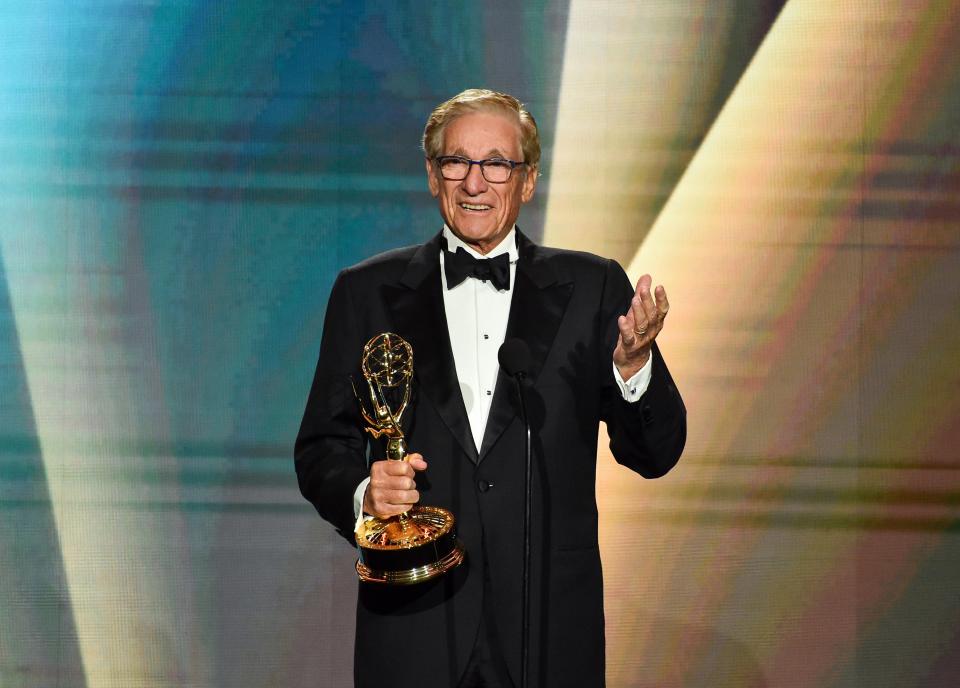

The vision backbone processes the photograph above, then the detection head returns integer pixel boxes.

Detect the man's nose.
[462,162,488,194]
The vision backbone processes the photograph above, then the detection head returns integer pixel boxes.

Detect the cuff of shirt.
[613,354,653,403]
[353,477,371,533]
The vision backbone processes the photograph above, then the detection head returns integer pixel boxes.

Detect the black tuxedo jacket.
[295,231,686,688]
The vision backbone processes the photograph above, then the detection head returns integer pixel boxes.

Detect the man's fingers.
[371,469,417,491]
[628,276,670,332]
[407,453,428,471]
[626,275,653,336]
[375,455,427,473]
[377,475,416,490]
[637,276,658,317]
[375,488,419,510]
[369,501,418,519]
[632,296,651,335]
[655,285,669,320]
[618,314,637,345]
[635,273,653,294]
[367,484,420,517]
[641,291,658,331]
[379,460,415,477]
[384,489,419,506]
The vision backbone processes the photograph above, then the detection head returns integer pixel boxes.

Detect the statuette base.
[355,505,465,585]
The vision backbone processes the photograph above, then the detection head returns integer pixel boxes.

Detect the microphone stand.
[515,369,532,688]
[498,338,534,688]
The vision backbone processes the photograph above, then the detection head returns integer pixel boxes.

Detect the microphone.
[498,338,530,379]
[498,338,533,688]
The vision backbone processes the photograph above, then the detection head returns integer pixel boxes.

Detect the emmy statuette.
[352,333,465,584]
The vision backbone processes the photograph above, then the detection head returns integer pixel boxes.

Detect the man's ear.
[425,158,440,197]
[520,165,538,203]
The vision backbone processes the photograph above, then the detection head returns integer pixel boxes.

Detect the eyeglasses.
[433,155,527,183]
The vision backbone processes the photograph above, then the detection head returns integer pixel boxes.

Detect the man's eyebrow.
[445,147,514,159]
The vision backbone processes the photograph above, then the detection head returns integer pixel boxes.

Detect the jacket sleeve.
[598,259,687,478]
[294,270,370,543]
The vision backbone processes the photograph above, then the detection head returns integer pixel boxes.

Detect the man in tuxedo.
[295,89,686,688]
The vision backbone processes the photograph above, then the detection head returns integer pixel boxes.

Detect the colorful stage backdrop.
[1,1,958,686]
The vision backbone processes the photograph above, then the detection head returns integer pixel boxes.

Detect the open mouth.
[459,202,492,212]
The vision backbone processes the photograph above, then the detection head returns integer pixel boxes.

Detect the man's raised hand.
[613,274,669,380]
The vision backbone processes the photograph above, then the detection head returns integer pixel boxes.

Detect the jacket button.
[477,480,492,493]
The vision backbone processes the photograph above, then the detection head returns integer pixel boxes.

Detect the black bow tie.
[444,247,511,291]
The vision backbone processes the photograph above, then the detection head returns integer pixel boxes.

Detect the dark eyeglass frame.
[432,155,527,183]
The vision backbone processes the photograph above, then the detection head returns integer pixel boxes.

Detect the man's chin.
[457,227,495,242]
[449,222,501,246]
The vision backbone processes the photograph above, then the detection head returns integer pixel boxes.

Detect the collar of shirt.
[441,225,519,265]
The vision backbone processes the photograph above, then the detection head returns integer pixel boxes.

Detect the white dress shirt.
[353,226,653,523]
[441,225,520,449]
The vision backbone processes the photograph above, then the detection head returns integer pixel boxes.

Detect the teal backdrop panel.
[0,2,569,687]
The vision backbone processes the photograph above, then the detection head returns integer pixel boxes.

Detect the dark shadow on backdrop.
[0,246,86,688]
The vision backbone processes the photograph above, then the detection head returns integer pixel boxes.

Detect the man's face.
[426,111,537,255]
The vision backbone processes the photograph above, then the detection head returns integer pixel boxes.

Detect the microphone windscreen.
[498,338,531,377]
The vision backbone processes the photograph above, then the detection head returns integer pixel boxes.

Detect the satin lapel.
[383,235,478,463]
[478,233,573,461]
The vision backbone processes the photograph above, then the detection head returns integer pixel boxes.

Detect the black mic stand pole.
[516,368,532,688]
[499,338,534,688]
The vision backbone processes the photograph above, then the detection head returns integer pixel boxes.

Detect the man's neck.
[442,225,518,260]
